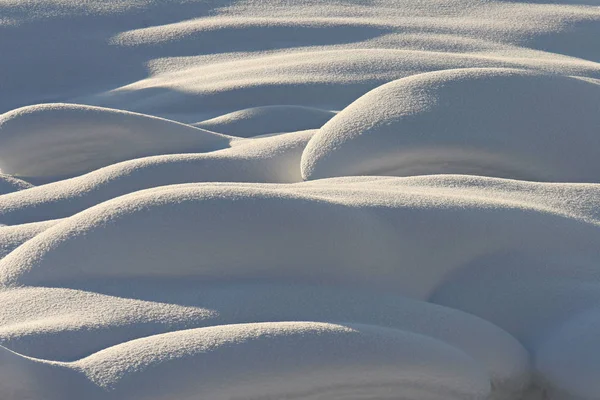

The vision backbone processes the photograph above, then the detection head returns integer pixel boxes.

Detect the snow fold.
[1,0,599,399]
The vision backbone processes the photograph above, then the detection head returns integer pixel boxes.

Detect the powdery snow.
[0,104,230,181]
[0,0,599,399]
[301,68,600,182]
[193,105,336,137]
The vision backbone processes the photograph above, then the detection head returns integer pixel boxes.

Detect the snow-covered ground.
[1,0,599,399]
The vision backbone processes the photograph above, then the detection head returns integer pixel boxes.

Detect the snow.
[0,0,599,399]
[0,104,230,181]
[0,175,32,196]
[301,68,600,182]
[3,321,491,400]
[193,105,336,137]
[74,322,491,400]
[535,308,600,399]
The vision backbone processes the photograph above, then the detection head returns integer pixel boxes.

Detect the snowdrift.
[1,0,600,399]
[0,104,230,181]
[193,105,336,137]
[301,68,600,182]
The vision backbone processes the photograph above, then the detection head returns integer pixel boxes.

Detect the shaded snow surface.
[1,0,600,399]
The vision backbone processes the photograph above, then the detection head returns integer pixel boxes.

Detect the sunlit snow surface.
[1,1,600,399]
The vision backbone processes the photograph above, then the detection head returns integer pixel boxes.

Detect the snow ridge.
[1,0,599,399]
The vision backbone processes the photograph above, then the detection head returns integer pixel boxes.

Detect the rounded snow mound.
[0,130,315,225]
[0,103,231,181]
[0,174,32,195]
[0,283,529,395]
[193,105,336,137]
[74,322,491,400]
[2,179,598,293]
[0,323,493,400]
[0,220,61,258]
[1,176,599,400]
[301,68,600,182]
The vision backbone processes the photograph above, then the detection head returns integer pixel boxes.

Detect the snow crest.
[1,0,600,399]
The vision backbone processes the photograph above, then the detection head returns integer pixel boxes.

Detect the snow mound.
[75,322,491,400]
[1,0,600,399]
[3,175,598,397]
[430,251,600,399]
[0,174,32,195]
[0,220,61,259]
[302,68,600,182]
[0,103,230,181]
[193,105,335,137]
[94,49,600,119]
[2,0,599,117]
[0,283,529,396]
[0,323,492,400]
[0,130,315,225]
[1,179,597,292]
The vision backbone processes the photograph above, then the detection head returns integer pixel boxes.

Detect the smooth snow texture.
[193,105,336,137]
[0,323,492,400]
[534,307,600,399]
[0,220,61,259]
[0,104,230,181]
[0,130,315,225]
[1,177,599,398]
[1,179,599,294]
[301,68,600,182]
[1,0,600,399]
[0,283,529,394]
[0,174,32,195]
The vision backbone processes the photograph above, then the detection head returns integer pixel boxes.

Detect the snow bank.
[75,322,491,400]
[0,323,492,400]
[0,220,61,259]
[1,179,597,293]
[0,283,529,395]
[0,130,315,225]
[0,175,32,195]
[0,104,230,181]
[1,176,599,398]
[93,48,600,119]
[1,0,600,399]
[302,68,600,182]
[193,105,335,137]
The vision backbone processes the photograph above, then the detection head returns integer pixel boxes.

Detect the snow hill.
[0,0,599,399]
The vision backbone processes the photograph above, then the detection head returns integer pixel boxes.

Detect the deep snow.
[0,0,599,399]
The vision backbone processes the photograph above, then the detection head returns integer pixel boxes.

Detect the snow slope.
[1,0,600,399]
[301,68,600,182]
[0,104,230,181]
[193,105,336,137]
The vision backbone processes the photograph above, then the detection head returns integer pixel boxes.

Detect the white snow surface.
[1,0,599,399]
